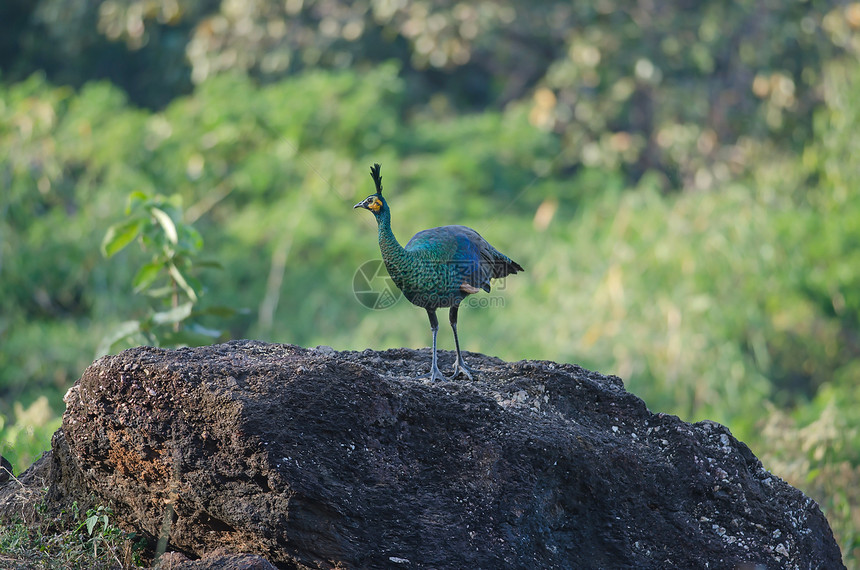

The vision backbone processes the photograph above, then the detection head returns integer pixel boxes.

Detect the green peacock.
[354,163,523,381]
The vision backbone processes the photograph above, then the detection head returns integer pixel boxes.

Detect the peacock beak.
[354,196,374,210]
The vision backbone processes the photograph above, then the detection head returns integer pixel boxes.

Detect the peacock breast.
[384,254,469,309]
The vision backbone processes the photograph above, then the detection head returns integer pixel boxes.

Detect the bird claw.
[421,361,472,381]
[449,360,474,381]
[422,364,447,382]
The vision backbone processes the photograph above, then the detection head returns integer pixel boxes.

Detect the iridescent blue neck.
[375,206,407,265]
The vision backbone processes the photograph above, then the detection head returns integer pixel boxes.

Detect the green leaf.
[126,191,150,214]
[150,207,178,244]
[145,285,175,298]
[132,261,163,293]
[101,219,142,258]
[168,263,199,302]
[152,302,193,325]
[86,514,98,536]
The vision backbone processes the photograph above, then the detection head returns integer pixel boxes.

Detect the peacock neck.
[376,209,408,266]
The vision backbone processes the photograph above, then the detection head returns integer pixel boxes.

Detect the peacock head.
[353,163,388,217]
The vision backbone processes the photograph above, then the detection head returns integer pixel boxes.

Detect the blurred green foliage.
[1,0,860,566]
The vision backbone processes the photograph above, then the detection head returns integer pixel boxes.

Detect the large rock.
[1,341,845,568]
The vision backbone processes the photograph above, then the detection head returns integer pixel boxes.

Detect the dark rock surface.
[0,340,846,569]
[156,548,278,569]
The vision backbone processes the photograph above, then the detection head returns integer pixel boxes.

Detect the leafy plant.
[75,505,126,560]
[0,497,147,569]
[99,191,232,355]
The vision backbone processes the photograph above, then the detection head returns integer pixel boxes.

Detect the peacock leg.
[425,308,446,381]
[448,304,474,380]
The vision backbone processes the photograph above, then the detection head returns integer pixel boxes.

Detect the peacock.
[354,163,523,381]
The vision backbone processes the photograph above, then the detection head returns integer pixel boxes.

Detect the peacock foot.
[421,363,447,382]
[449,359,474,381]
